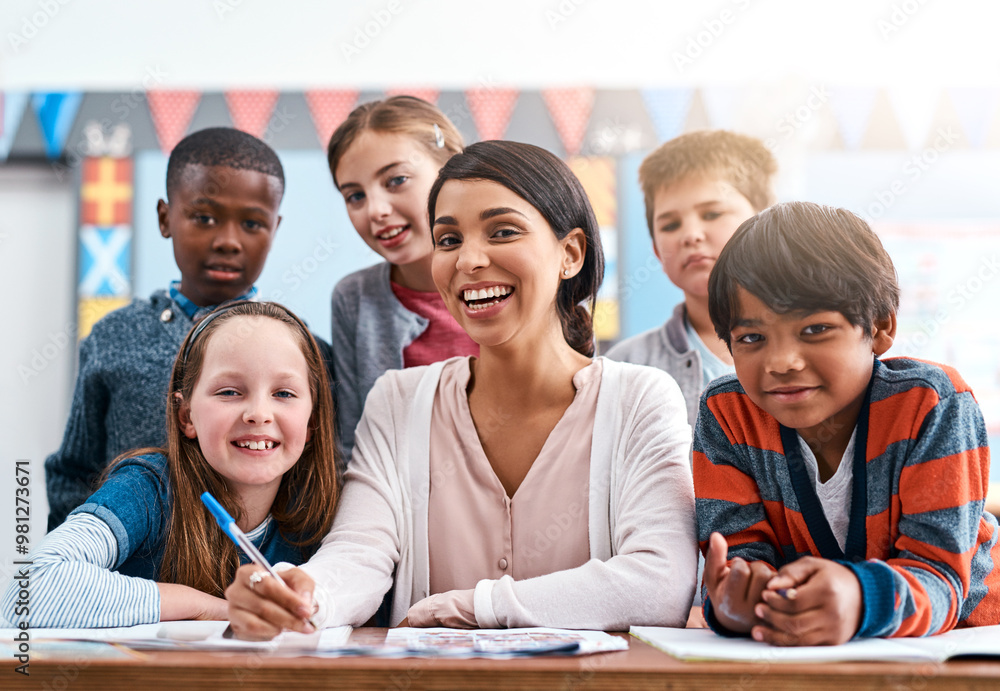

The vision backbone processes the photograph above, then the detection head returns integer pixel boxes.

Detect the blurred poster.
[876,222,1000,460]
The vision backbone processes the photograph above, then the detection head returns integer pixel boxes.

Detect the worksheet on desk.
[385,627,629,657]
[631,626,932,662]
[0,621,352,654]
[630,625,1000,663]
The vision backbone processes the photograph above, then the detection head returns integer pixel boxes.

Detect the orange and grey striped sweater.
[693,357,1000,638]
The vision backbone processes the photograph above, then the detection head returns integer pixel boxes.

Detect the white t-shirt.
[798,429,857,552]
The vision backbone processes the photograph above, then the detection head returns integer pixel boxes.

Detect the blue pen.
[201,491,317,629]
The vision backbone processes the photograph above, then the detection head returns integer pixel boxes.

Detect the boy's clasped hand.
[705,532,862,645]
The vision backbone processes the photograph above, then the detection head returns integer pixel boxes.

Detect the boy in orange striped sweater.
[694,201,1000,645]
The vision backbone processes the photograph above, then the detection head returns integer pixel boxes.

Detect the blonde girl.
[328,96,478,461]
[2,302,338,627]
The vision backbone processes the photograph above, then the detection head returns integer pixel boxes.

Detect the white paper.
[892,624,1000,660]
[0,623,165,641]
[630,626,948,663]
[0,621,352,653]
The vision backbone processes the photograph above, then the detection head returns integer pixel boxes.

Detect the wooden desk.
[9,628,1000,690]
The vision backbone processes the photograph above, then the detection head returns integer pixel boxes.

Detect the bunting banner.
[700,86,742,130]
[0,92,29,161]
[2,86,1000,160]
[385,88,439,105]
[864,90,907,149]
[641,88,694,143]
[147,91,201,153]
[828,87,879,150]
[887,87,941,150]
[542,87,595,157]
[225,90,280,139]
[305,89,359,147]
[81,157,133,226]
[465,87,519,141]
[948,87,998,149]
[31,91,83,159]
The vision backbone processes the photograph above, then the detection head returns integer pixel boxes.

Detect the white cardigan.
[303,356,697,630]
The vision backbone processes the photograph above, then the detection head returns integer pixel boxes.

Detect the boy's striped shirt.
[694,357,1000,638]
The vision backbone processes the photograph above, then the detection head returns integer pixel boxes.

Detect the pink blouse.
[408,357,602,627]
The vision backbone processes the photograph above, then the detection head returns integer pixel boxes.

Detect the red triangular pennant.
[305,90,360,148]
[147,91,201,153]
[466,88,519,141]
[542,88,595,157]
[225,90,280,139]
[385,88,439,105]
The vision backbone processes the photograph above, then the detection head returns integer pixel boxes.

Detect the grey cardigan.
[330,262,428,461]
[604,302,702,429]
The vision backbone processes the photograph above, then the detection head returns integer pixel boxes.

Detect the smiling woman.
[428,140,604,359]
[226,141,699,639]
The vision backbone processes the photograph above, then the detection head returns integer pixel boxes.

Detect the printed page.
[384,627,629,657]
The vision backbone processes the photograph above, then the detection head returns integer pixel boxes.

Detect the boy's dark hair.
[165,127,285,200]
[640,130,777,237]
[708,201,900,346]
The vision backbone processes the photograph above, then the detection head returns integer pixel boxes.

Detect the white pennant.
[828,87,878,150]
[887,87,941,150]
[947,87,999,149]
[700,86,742,130]
[0,92,29,161]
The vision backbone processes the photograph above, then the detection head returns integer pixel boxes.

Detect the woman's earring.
[563,269,570,277]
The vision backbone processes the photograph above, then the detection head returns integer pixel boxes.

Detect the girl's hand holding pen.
[226,564,318,641]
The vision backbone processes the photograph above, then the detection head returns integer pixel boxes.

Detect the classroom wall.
[5,0,1000,579]
[3,165,76,582]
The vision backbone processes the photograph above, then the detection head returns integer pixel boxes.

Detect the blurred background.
[4,0,1000,574]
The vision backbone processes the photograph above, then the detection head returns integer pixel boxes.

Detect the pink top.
[390,281,479,368]
[408,357,601,627]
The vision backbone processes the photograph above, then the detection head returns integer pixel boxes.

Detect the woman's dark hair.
[427,140,605,356]
[708,201,900,347]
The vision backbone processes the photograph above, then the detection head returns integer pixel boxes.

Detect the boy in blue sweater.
[46,128,289,529]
